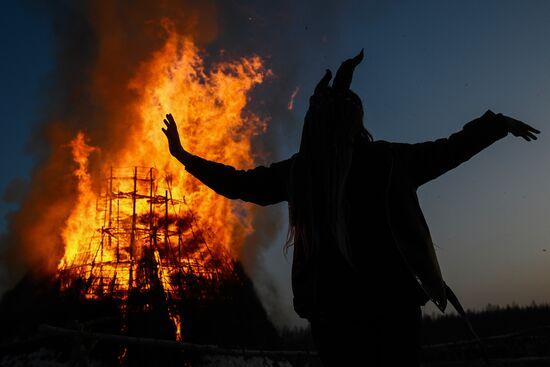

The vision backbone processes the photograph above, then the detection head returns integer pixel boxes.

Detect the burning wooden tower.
[1,166,282,366]
[57,166,237,340]
[56,164,278,342]
[0,21,289,365]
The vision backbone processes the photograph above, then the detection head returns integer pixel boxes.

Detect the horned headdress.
[314,49,364,96]
[307,49,370,142]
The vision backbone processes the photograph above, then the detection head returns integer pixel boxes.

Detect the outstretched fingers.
[163,114,180,136]
[161,113,186,158]
[526,124,541,135]
[166,113,177,127]
[164,116,173,129]
[520,122,540,141]
[502,115,541,142]
[527,124,541,134]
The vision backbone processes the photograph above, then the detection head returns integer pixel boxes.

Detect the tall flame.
[56,21,271,339]
[61,132,98,264]
[60,22,269,266]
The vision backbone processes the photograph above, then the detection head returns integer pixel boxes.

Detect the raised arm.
[162,113,291,206]
[392,110,540,187]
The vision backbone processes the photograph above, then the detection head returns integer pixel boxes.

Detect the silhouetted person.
[162,50,540,366]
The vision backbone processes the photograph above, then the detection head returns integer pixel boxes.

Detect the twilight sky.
[1,1,550,328]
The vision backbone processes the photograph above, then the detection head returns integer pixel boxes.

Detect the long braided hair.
[286,51,372,269]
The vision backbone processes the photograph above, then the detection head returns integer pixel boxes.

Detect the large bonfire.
[55,20,271,340]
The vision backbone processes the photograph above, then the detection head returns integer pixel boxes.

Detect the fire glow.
[56,22,270,340]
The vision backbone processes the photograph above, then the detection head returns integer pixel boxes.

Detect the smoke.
[0,0,351,328]
[210,0,353,327]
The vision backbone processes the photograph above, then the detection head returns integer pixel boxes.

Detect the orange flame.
[61,132,99,265]
[57,21,271,340]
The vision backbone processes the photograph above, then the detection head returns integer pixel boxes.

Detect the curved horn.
[314,69,332,95]
[333,49,364,92]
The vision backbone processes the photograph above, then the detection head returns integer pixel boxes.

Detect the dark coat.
[184,110,508,318]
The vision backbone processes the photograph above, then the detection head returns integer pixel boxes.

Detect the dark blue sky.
[1,1,550,327]
[0,1,53,222]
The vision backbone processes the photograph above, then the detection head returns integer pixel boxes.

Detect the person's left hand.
[499,114,541,141]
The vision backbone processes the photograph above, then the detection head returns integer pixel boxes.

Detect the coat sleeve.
[183,154,293,206]
[393,110,509,187]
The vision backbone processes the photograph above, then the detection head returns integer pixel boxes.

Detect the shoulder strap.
[445,283,491,367]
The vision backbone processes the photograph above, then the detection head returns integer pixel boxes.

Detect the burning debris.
[287,87,300,111]
[58,25,271,276]
[1,163,288,364]
[58,163,237,340]
[0,5,308,366]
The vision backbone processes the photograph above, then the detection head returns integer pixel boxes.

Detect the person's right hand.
[499,114,541,141]
[162,113,186,158]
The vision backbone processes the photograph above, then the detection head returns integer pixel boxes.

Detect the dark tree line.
[279,302,550,349]
[422,302,550,345]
